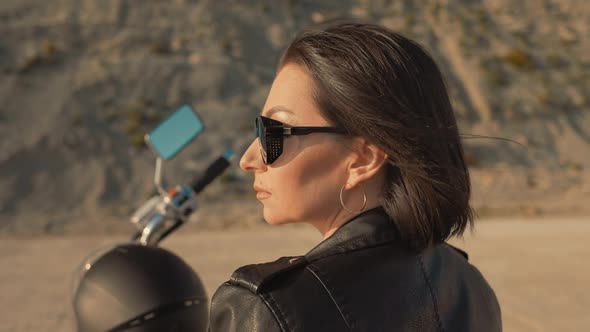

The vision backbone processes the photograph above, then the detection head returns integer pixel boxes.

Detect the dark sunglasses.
[255,115,348,165]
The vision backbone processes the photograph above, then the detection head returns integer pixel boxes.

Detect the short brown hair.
[279,22,473,251]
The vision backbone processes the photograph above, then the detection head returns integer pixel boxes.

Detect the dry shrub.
[504,48,533,70]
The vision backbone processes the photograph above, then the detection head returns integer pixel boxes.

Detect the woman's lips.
[256,191,271,200]
[254,185,271,200]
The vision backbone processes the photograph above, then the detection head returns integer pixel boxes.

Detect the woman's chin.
[265,219,287,226]
[262,208,293,226]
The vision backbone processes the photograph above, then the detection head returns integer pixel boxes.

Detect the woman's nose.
[239,139,266,173]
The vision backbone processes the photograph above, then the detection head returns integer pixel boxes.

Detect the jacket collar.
[305,206,400,262]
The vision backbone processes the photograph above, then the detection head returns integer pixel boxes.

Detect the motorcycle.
[71,105,233,331]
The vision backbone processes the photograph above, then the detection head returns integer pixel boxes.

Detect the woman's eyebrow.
[264,106,296,118]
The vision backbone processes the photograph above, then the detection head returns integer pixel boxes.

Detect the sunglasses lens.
[256,117,268,164]
[255,116,284,165]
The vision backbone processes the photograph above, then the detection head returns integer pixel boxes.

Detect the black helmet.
[72,243,208,332]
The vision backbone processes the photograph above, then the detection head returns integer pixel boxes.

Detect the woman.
[209,23,501,331]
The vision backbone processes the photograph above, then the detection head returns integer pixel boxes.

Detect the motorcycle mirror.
[145,104,204,160]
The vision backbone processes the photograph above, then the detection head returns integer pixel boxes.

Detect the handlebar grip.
[190,151,233,194]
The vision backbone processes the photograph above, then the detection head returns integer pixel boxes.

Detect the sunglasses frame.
[255,115,349,165]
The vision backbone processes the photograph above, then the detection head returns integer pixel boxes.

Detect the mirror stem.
[154,158,167,196]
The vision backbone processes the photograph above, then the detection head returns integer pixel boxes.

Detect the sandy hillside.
[0,0,588,234]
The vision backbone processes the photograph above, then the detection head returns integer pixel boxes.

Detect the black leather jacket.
[209,207,502,331]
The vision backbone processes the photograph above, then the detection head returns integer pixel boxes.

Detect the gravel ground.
[1,217,588,332]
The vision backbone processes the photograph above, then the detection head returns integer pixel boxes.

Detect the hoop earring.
[339,183,367,214]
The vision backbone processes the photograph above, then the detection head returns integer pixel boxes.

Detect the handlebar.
[190,150,234,194]
[130,150,234,244]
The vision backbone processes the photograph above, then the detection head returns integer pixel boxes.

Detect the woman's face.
[239,63,354,229]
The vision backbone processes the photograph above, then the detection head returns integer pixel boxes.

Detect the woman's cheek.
[276,172,306,217]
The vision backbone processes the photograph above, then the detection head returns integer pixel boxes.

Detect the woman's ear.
[346,138,388,188]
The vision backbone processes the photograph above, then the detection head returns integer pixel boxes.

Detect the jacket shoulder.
[229,256,308,293]
[210,283,282,332]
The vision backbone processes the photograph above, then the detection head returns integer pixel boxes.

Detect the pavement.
[0,217,588,331]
